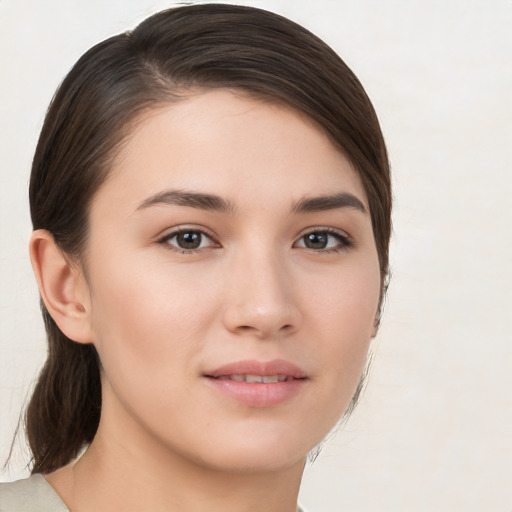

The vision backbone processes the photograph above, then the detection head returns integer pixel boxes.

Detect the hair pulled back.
[27,3,391,474]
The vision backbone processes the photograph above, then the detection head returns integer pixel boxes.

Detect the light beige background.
[1,1,511,510]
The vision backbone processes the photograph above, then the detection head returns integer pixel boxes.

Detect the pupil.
[177,231,201,249]
[305,232,327,249]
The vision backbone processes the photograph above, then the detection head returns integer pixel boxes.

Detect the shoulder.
[0,474,69,512]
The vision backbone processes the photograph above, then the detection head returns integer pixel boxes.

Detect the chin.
[179,422,324,475]
[198,445,307,475]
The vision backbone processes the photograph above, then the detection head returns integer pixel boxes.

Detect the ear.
[29,229,93,344]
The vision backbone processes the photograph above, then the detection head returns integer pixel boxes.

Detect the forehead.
[95,89,367,214]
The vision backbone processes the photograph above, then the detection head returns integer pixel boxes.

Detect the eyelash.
[158,227,353,254]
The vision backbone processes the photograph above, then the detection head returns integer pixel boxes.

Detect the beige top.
[0,474,69,512]
[0,474,307,511]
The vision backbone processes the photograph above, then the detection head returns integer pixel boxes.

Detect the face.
[79,89,381,473]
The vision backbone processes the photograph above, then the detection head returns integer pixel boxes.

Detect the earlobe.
[29,229,93,344]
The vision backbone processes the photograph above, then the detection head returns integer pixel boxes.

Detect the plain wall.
[1,1,511,510]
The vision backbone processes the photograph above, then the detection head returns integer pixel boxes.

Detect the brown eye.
[162,229,216,251]
[295,230,352,251]
[176,231,202,249]
[303,232,329,249]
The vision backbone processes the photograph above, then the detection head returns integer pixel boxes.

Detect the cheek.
[304,257,380,406]
[308,254,381,339]
[86,255,221,382]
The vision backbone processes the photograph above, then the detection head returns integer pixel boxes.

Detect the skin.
[32,89,381,512]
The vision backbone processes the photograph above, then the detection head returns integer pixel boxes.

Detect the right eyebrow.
[136,189,237,214]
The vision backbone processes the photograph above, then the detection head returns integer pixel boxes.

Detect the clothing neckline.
[3,473,306,512]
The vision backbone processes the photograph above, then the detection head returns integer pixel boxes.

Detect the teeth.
[216,374,289,383]
[245,374,263,383]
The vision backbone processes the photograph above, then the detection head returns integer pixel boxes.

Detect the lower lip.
[204,377,307,408]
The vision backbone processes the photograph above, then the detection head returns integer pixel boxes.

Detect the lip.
[203,359,308,408]
[206,359,307,379]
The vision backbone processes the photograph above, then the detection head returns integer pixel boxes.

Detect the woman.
[0,3,391,511]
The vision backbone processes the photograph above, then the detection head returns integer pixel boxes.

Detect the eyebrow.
[137,189,367,215]
[292,192,367,214]
[137,189,237,214]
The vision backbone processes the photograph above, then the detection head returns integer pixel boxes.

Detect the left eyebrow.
[292,192,367,214]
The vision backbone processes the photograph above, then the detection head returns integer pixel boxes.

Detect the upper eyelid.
[159,225,219,241]
[295,226,352,240]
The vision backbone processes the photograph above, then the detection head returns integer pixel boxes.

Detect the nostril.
[224,300,301,338]
[237,323,292,333]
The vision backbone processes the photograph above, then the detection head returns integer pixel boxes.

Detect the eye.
[160,229,218,252]
[294,229,352,251]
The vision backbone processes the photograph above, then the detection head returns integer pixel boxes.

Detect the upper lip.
[205,359,307,379]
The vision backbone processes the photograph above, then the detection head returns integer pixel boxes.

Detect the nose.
[222,247,302,339]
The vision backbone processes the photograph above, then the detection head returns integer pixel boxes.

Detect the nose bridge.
[222,239,300,338]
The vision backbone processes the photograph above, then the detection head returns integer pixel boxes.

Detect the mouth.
[203,359,308,408]
[205,358,307,380]
[212,374,295,383]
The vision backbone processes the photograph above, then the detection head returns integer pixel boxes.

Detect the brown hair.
[26,3,391,474]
